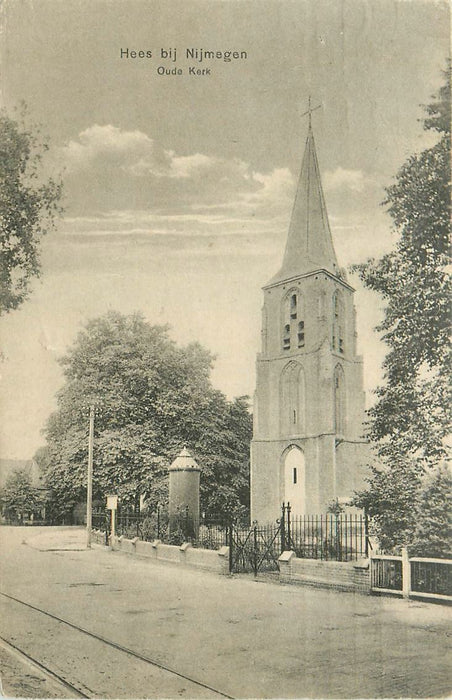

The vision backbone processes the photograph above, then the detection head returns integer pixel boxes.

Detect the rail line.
[0,591,234,699]
[0,635,90,698]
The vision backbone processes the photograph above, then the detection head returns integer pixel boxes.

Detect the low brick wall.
[279,551,370,593]
[109,535,229,575]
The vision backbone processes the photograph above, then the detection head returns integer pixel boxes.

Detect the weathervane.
[301,96,321,128]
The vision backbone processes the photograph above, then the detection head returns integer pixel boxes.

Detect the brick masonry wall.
[279,551,370,593]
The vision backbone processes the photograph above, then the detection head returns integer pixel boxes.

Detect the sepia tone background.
[0,0,450,460]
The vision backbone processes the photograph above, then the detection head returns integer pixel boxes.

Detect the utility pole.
[86,404,94,549]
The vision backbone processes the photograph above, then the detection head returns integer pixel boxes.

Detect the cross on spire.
[266,94,338,285]
[301,96,321,129]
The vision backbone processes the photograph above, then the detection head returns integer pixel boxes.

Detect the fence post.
[402,547,411,599]
[336,516,341,561]
[106,511,109,546]
[287,502,291,549]
[111,507,116,543]
[280,503,286,553]
[253,525,258,577]
[228,524,233,574]
[364,511,369,557]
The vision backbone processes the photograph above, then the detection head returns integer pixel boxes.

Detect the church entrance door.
[284,446,305,515]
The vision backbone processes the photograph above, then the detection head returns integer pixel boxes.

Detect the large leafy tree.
[39,311,252,522]
[353,65,451,552]
[0,468,45,521]
[0,107,62,313]
[410,464,452,558]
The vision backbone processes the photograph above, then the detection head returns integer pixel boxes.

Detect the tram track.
[0,634,91,698]
[0,591,234,699]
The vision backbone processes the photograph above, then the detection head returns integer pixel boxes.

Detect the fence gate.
[228,520,283,575]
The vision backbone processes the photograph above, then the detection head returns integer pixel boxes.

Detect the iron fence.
[91,501,451,599]
[196,518,229,550]
[92,509,110,545]
[115,512,143,539]
[92,510,109,532]
[114,509,167,542]
[229,521,282,574]
[113,506,227,547]
[90,502,370,566]
[227,507,370,575]
[286,510,369,561]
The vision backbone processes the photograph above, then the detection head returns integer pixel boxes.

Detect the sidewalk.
[24,526,87,551]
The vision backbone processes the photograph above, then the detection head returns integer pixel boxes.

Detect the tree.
[40,311,252,522]
[410,463,452,558]
[0,468,44,521]
[0,107,63,314]
[352,65,451,551]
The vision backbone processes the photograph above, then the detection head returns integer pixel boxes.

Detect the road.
[0,526,450,698]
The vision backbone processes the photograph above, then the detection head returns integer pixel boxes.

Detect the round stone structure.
[168,447,201,539]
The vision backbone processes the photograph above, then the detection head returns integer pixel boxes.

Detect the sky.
[0,0,449,460]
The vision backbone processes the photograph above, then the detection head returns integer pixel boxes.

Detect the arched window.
[281,290,305,351]
[283,324,290,350]
[297,293,305,347]
[283,446,305,515]
[298,321,305,348]
[281,362,305,435]
[334,364,345,435]
[332,291,344,354]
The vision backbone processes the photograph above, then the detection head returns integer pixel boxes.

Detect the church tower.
[250,116,368,523]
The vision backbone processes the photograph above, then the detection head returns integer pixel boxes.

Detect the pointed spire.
[268,120,339,286]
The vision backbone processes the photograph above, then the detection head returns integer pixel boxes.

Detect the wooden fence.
[371,548,451,602]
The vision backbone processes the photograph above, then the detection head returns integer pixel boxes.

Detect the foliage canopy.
[411,464,452,558]
[0,107,62,313]
[353,65,451,554]
[0,468,45,520]
[39,311,252,523]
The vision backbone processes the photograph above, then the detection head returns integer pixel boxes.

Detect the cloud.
[58,124,295,231]
[244,167,293,205]
[61,124,171,176]
[61,125,245,182]
[61,207,288,242]
[324,167,368,193]
[58,125,388,267]
[169,152,217,178]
